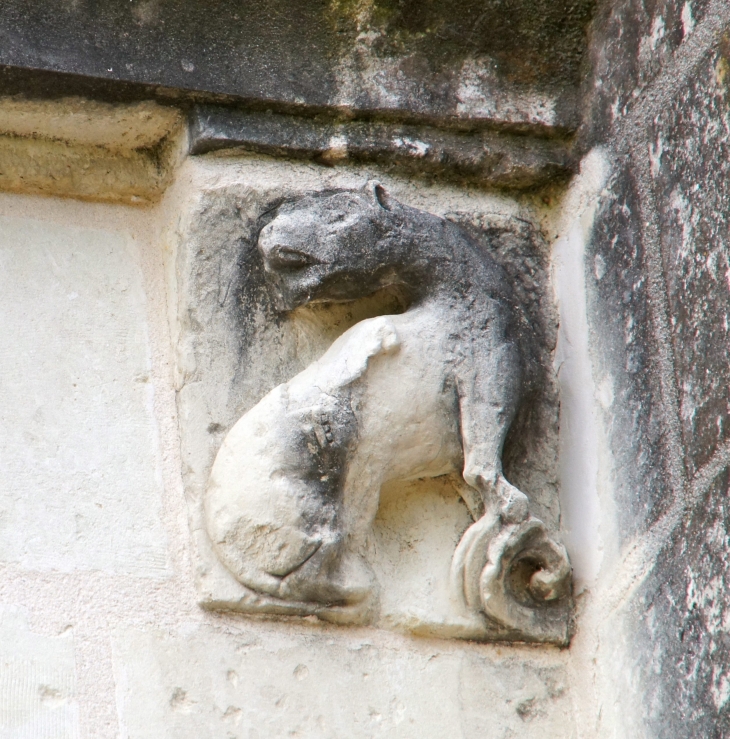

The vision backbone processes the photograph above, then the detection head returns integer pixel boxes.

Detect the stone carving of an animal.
[205,183,571,637]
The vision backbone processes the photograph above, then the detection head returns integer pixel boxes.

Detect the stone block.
[0,215,168,575]
[0,607,79,739]
[0,0,594,132]
[173,159,565,642]
[112,622,575,739]
[188,106,576,191]
[628,467,730,736]
[650,46,730,475]
[588,0,711,138]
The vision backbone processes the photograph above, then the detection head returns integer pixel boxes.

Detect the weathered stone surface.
[113,622,575,739]
[0,607,79,739]
[586,0,711,140]
[0,215,168,575]
[0,97,180,151]
[189,107,574,190]
[585,163,672,542]
[201,183,571,641]
[0,0,595,132]
[627,467,730,736]
[649,46,730,475]
[370,476,473,632]
[0,97,183,203]
[577,3,730,737]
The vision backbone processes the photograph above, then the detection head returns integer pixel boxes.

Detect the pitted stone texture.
[0,0,594,132]
[627,468,730,736]
[649,47,730,475]
[370,476,473,634]
[0,607,79,739]
[0,215,168,575]
[587,0,711,140]
[113,623,575,739]
[586,164,671,542]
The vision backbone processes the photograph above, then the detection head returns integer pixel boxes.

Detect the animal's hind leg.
[278,535,375,607]
[277,479,382,608]
[455,303,529,525]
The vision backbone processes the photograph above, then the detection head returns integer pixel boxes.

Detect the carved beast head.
[257,182,402,311]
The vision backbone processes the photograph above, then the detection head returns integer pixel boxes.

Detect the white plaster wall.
[0,157,590,738]
[0,215,168,575]
[0,191,193,738]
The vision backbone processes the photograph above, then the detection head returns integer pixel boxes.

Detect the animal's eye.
[269,247,317,269]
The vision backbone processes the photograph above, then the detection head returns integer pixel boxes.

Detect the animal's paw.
[495,477,529,525]
[462,467,529,524]
[329,318,400,386]
[357,317,399,359]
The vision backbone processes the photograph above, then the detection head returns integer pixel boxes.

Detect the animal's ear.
[363,180,391,211]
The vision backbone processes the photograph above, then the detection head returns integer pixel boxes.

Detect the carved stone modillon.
[204,183,572,643]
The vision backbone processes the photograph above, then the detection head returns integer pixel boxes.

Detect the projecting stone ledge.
[188,107,575,190]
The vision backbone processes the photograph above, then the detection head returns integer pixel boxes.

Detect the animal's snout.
[259,219,321,271]
[265,245,319,270]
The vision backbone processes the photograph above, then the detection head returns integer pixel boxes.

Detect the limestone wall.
[0,1,728,737]
[0,158,577,738]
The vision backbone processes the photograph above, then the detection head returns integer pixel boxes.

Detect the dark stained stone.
[188,107,575,190]
[0,0,595,133]
[329,0,595,89]
[629,468,730,738]
[650,45,730,476]
[585,0,712,142]
[586,162,673,543]
[583,1,730,734]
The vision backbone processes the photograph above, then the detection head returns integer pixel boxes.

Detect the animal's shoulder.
[300,316,401,390]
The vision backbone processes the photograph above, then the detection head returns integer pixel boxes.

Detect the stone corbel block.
[173,167,572,645]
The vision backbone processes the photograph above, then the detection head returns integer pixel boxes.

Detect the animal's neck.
[377,217,490,308]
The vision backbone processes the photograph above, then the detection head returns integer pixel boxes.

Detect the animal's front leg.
[455,310,528,524]
[451,313,573,643]
[454,385,573,644]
